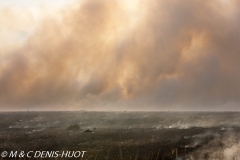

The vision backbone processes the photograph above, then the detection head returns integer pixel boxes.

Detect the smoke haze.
[0,0,240,111]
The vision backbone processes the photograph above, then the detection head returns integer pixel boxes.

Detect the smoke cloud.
[0,0,240,110]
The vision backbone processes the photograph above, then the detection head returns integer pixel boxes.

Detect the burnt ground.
[0,111,239,160]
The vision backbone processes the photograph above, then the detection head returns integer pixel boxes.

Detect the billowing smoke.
[0,0,240,110]
[190,131,240,160]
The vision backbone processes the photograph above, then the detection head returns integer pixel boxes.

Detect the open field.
[0,111,240,160]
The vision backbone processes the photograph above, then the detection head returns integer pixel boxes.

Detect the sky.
[0,0,240,111]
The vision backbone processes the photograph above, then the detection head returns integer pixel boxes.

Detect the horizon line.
[1,110,240,112]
